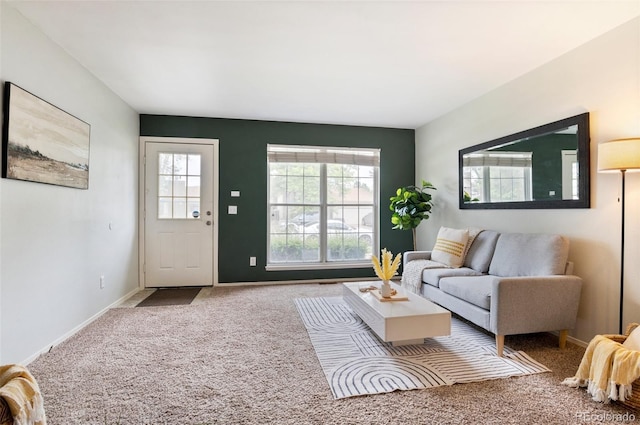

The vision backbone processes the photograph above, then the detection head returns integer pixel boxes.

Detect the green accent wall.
[529,134,577,200]
[140,115,415,283]
[494,133,577,200]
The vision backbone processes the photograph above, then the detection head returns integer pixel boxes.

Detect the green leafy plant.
[389,180,436,250]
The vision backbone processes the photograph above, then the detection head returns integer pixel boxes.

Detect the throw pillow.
[431,227,469,268]
[463,227,483,259]
[623,325,640,352]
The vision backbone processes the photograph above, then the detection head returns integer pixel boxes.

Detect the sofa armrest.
[565,261,574,275]
[489,275,582,336]
[403,251,432,269]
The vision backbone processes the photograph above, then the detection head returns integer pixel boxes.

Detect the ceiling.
[6,1,640,129]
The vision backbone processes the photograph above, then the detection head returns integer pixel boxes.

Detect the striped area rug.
[295,296,550,399]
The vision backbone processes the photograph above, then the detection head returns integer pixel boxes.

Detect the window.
[267,145,379,269]
[462,152,532,203]
[157,152,201,219]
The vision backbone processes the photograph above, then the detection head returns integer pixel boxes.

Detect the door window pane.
[173,154,187,175]
[173,198,187,219]
[158,197,172,219]
[188,154,201,176]
[173,176,187,197]
[188,199,201,219]
[159,153,173,174]
[158,176,173,197]
[187,176,200,197]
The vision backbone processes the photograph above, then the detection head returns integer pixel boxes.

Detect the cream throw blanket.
[401,259,448,294]
[562,335,640,402]
[0,364,46,425]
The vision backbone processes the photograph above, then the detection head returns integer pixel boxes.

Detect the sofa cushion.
[488,233,569,277]
[431,227,469,268]
[463,230,500,273]
[439,275,494,310]
[462,227,483,258]
[422,267,483,288]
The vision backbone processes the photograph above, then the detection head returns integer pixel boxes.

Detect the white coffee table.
[342,281,451,346]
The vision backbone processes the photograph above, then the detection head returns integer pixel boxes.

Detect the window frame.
[266,144,380,271]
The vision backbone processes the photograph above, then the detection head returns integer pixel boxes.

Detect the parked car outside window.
[304,220,372,245]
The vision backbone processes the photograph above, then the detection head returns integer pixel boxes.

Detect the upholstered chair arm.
[402,251,432,269]
[489,275,582,336]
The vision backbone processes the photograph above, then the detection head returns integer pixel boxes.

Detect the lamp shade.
[598,138,640,172]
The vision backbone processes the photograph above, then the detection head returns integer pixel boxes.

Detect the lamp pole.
[620,169,626,334]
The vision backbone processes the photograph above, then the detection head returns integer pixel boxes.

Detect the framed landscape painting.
[2,82,91,189]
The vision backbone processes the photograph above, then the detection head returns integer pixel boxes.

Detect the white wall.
[0,5,139,363]
[415,17,640,343]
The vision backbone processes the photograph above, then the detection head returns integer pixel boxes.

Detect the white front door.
[142,140,217,287]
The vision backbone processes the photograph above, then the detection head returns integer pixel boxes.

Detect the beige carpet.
[26,284,637,424]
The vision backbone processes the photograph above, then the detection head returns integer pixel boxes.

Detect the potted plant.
[371,248,401,298]
[389,180,436,250]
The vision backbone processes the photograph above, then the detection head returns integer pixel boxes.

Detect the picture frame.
[2,82,91,189]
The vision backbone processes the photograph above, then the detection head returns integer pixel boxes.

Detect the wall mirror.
[459,113,590,209]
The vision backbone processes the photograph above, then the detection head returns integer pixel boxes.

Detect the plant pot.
[380,280,392,298]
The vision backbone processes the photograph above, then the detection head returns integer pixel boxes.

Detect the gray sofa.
[402,230,583,356]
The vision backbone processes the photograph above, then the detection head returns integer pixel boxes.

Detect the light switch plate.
[231,190,240,197]
[228,205,238,215]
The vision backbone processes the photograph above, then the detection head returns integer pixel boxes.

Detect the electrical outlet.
[100,275,105,289]
[250,257,257,266]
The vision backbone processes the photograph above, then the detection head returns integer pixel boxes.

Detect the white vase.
[380,280,392,298]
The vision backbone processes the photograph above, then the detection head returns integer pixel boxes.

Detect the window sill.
[265,262,372,272]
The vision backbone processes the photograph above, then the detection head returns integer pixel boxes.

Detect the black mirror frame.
[459,113,590,209]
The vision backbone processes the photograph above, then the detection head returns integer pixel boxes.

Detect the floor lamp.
[598,138,640,333]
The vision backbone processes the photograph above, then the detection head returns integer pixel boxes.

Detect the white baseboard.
[22,287,140,365]
[549,330,587,348]
[565,334,588,348]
